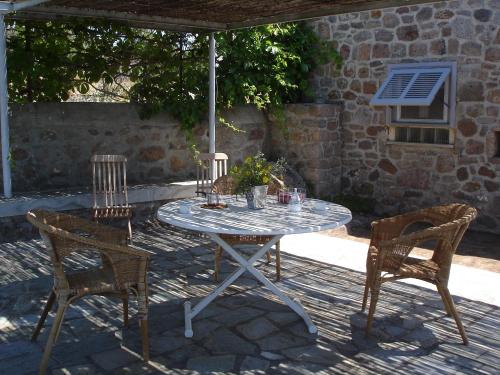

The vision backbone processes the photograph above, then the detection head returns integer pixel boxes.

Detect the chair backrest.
[196,153,229,195]
[373,204,477,274]
[26,210,80,292]
[91,154,129,209]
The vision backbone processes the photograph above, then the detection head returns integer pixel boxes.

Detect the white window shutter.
[370,67,450,106]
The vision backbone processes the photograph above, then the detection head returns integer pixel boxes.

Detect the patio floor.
[0,223,499,374]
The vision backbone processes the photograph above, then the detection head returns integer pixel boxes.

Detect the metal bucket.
[246,185,268,209]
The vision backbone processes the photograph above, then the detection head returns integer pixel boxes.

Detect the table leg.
[183,234,279,338]
[209,233,317,335]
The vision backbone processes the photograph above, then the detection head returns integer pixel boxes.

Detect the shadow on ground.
[0,223,498,374]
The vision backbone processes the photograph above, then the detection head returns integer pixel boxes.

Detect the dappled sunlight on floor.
[0,224,498,374]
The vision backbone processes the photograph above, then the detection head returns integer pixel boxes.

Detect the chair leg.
[365,281,381,336]
[214,246,222,282]
[122,297,129,327]
[275,241,281,281]
[436,282,453,316]
[32,290,56,342]
[440,285,468,345]
[266,250,272,264]
[38,299,68,375]
[140,318,150,361]
[361,282,370,312]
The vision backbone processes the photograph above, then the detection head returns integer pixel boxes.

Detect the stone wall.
[2,103,267,191]
[269,103,343,198]
[309,0,500,232]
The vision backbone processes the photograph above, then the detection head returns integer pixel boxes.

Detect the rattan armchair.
[361,204,477,344]
[27,210,151,375]
[212,174,285,281]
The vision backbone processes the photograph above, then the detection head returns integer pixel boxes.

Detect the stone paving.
[1,223,499,374]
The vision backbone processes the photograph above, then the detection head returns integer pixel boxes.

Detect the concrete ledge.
[0,181,197,218]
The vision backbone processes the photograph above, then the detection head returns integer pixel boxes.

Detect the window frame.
[381,62,457,146]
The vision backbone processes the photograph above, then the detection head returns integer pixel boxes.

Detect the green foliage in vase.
[6,19,341,132]
[230,152,273,195]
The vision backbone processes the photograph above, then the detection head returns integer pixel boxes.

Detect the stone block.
[355,43,371,60]
[461,42,482,56]
[187,355,235,373]
[478,166,496,179]
[397,25,419,41]
[458,80,484,102]
[465,139,485,155]
[317,22,331,39]
[409,42,428,57]
[353,30,372,42]
[392,43,407,58]
[462,181,481,192]
[456,167,469,181]
[487,89,500,104]
[397,169,430,189]
[430,39,446,55]
[383,14,400,28]
[416,7,433,22]
[372,43,390,58]
[451,17,474,39]
[436,154,455,173]
[435,9,454,19]
[473,9,492,22]
[457,118,478,136]
[240,356,270,372]
[90,348,137,371]
[236,317,278,340]
[378,158,397,175]
[205,327,257,355]
[484,180,500,192]
[485,47,500,62]
[374,29,393,42]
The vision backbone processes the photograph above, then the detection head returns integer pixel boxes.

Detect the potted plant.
[230,153,273,209]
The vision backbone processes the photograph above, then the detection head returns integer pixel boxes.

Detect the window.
[371,62,457,146]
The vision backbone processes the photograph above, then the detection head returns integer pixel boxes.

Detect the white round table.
[157,196,352,337]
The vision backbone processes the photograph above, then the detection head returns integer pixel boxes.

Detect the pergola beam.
[12,5,227,32]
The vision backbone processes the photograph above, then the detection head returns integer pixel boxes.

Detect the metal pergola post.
[0,0,48,198]
[0,13,10,198]
[208,32,217,180]
[208,32,216,155]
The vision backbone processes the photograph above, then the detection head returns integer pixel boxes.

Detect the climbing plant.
[7,19,341,130]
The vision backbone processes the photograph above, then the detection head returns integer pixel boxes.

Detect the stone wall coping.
[0,181,197,218]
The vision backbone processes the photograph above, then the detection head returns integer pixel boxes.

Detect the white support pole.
[208,33,216,155]
[0,14,11,198]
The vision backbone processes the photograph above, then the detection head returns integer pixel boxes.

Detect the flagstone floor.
[0,223,498,374]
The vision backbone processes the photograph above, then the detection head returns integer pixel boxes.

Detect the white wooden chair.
[91,154,133,241]
[196,152,229,196]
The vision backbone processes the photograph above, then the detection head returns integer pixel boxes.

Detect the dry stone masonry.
[3,103,268,191]
[309,0,500,233]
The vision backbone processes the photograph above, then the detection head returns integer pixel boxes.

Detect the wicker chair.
[27,210,151,375]
[91,154,133,241]
[212,174,285,281]
[361,204,477,344]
